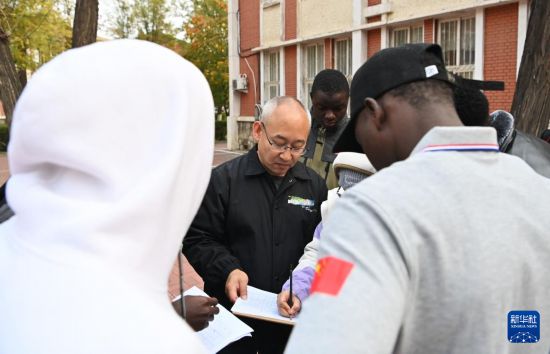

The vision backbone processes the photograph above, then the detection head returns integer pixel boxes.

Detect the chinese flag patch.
[310,256,354,296]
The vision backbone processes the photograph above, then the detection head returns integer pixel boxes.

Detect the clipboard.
[230,285,296,326]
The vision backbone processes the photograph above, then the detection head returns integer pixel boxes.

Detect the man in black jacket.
[183,96,327,354]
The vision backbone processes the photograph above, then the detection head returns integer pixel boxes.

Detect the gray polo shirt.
[285,127,550,354]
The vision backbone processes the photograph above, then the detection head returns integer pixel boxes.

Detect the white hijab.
[0,39,213,354]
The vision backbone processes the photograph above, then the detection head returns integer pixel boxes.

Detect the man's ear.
[252,121,262,142]
[363,97,385,131]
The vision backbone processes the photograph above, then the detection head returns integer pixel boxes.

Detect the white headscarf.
[0,39,213,354]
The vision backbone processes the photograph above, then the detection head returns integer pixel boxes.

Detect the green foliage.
[107,0,188,62]
[182,0,228,115]
[215,120,226,141]
[0,0,72,73]
[108,0,187,42]
[106,0,229,116]
[108,0,135,39]
[0,124,9,151]
[134,0,174,42]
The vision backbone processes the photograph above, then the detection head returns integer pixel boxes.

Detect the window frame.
[263,50,280,103]
[333,37,353,81]
[390,23,424,47]
[438,16,476,79]
[301,42,325,109]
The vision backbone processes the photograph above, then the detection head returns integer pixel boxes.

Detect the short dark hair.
[311,69,350,96]
[452,79,490,126]
[386,79,454,110]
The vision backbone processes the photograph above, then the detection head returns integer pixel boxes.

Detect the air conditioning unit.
[232,74,248,92]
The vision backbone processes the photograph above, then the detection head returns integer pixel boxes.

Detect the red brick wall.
[285,45,297,97]
[484,3,518,112]
[324,38,333,68]
[238,0,260,116]
[239,55,260,116]
[366,0,382,23]
[366,15,381,23]
[239,0,259,51]
[285,0,297,40]
[424,19,434,43]
[367,29,381,58]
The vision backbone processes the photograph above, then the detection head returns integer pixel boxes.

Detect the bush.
[215,120,227,141]
[0,124,9,152]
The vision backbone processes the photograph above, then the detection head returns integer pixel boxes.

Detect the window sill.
[262,0,280,9]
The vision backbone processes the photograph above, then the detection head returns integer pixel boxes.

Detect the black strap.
[457,77,505,91]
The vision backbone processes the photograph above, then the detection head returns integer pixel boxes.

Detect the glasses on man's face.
[260,122,308,156]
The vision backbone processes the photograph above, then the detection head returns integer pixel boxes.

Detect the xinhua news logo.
[508,311,540,343]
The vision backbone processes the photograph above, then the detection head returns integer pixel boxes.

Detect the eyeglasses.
[261,122,308,156]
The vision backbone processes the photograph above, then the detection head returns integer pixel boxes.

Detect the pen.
[288,264,294,309]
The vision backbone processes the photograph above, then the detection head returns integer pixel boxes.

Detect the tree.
[72,0,98,47]
[183,0,228,114]
[512,0,550,135]
[1,0,72,72]
[107,0,185,48]
[102,0,229,114]
[0,0,71,124]
[109,0,135,39]
[0,26,23,125]
[134,0,173,42]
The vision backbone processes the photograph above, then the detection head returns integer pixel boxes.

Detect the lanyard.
[422,143,499,153]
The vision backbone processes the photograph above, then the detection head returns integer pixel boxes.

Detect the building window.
[439,17,475,79]
[302,43,325,109]
[411,26,423,43]
[334,38,352,80]
[391,24,424,47]
[263,51,280,103]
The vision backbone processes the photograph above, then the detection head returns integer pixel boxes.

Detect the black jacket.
[506,130,550,178]
[302,116,349,164]
[491,110,550,178]
[0,182,14,224]
[183,148,327,306]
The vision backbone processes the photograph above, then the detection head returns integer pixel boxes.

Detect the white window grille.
[334,38,352,80]
[411,26,424,43]
[302,43,325,109]
[393,28,409,47]
[391,24,424,47]
[439,17,475,79]
[263,51,280,103]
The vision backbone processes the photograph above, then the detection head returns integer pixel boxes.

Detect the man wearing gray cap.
[285,43,550,354]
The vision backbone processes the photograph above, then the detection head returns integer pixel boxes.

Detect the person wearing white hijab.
[0,39,213,354]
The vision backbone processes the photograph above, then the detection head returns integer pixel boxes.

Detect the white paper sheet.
[230,285,296,326]
[184,286,253,353]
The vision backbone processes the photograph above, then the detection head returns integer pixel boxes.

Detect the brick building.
[227,0,530,150]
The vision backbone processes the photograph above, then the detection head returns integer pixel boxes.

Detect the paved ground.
[168,141,245,295]
[213,141,246,167]
[0,141,245,185]
[0,153,8,185]
[0,143,246,297]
